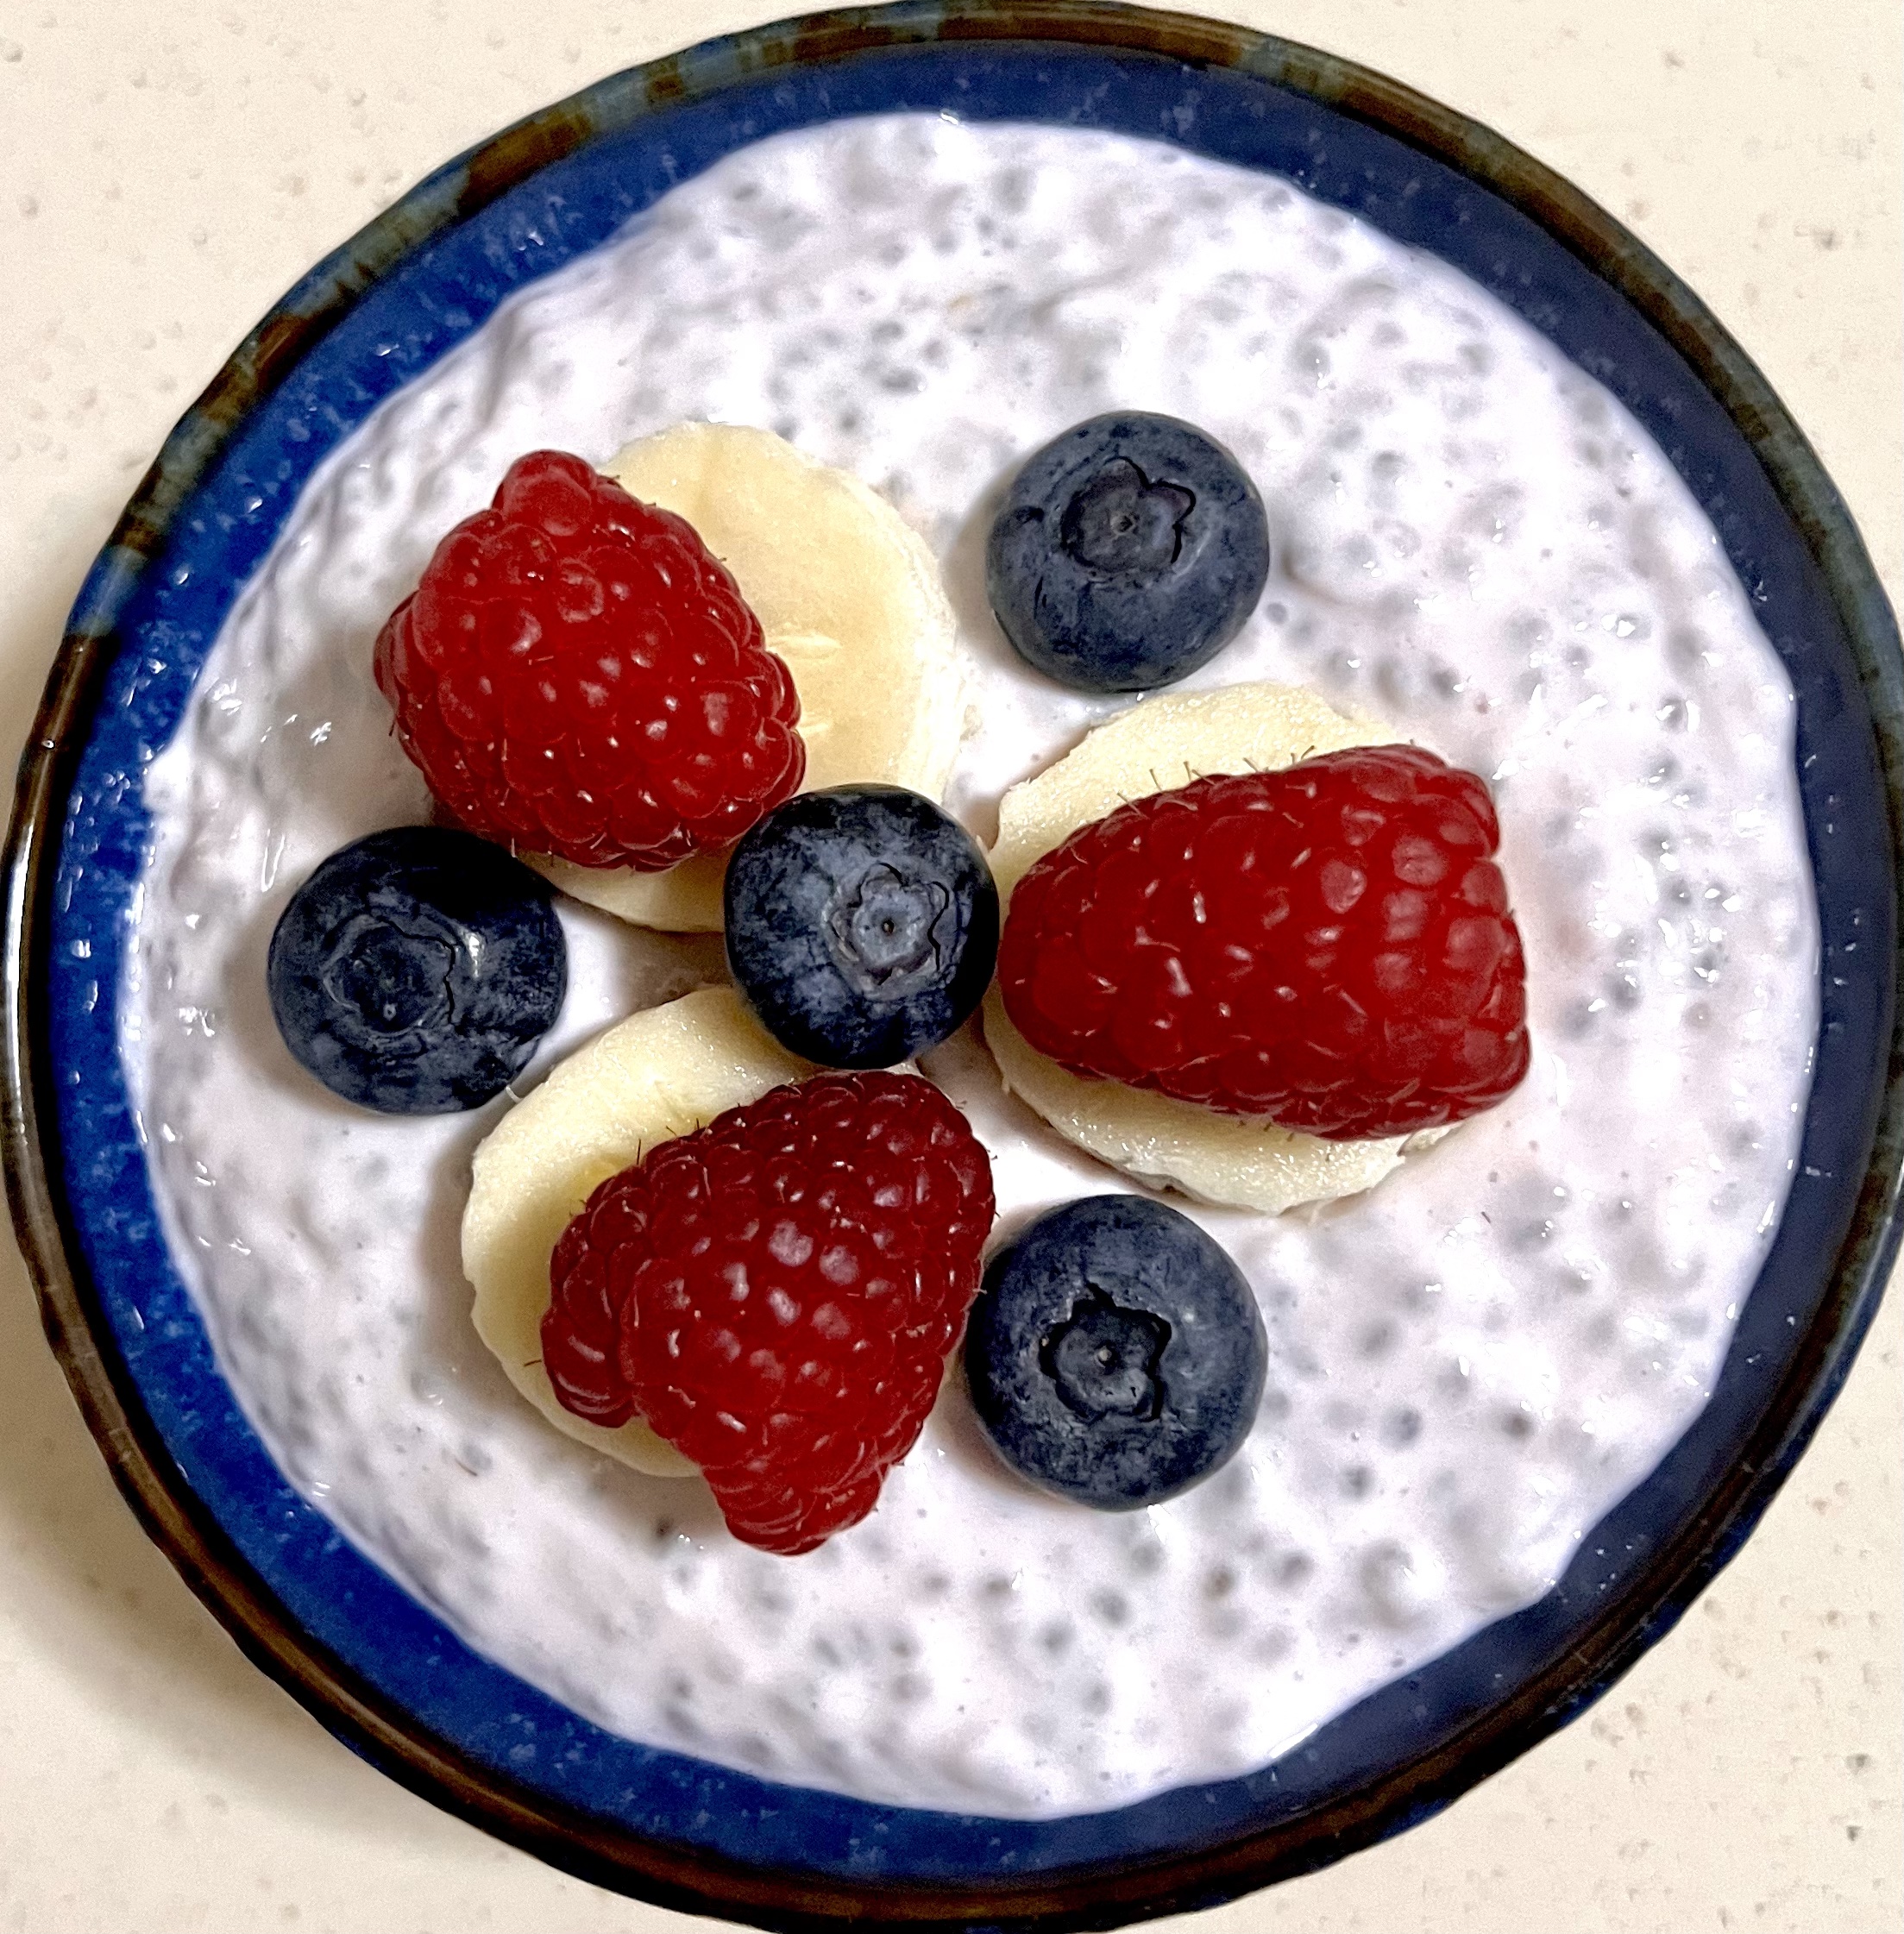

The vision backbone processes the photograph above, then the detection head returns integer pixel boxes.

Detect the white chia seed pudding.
[124,116,1818,1817]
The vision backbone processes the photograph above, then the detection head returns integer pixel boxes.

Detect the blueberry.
[965,1195,1266,1509]
[985,411,1272,693]
[723,784,999,1069]
[267,826,566,1114]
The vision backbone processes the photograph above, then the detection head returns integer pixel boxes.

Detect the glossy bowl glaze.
[3,4,1899,1927]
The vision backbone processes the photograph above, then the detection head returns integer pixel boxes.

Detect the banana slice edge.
[980,680,1442,1214]
[462,984,810,1476]
[526,423,966,932]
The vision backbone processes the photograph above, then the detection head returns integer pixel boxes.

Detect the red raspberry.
[997,745,1530,1140]
[373,450,804,870]
[543,1071,995,1555]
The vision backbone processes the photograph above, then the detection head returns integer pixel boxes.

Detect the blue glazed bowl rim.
[3,4,1900,1927]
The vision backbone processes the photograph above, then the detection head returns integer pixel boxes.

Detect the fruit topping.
[997,745,1530,1140]
[543,1070,995,1554]
[985,411,1271,693]
[463,986,807,1477]
[965,1195,1266,1510]
[530,424,966,934]
[267,826,565,1115]
[373,449,805,871]
[724,784,1000,1069]
[982,682,1417,1212]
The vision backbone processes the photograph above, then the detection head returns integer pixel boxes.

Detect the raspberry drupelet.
[997,745,1530,1140]
[374,449,805,870]
[543,1071,995,1555]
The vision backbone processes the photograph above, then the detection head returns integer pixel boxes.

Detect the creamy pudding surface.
[126,116,1817,1817]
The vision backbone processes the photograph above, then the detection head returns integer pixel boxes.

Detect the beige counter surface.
[0,3,1897,1929]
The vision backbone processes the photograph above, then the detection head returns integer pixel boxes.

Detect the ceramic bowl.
[4,5,1899,1927]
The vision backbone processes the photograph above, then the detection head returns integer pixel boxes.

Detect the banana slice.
[463,985,809,1474]
[529,423,965,932]
[983,681,1440,1214]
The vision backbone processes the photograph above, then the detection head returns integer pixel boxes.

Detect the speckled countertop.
[0,3,1897,1930]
